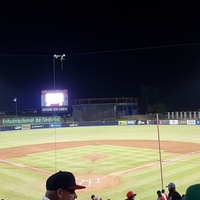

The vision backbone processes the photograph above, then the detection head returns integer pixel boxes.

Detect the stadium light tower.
[53,54,65,90]
[13,97,17,117]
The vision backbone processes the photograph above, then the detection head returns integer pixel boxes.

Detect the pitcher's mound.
[83,153,108,161]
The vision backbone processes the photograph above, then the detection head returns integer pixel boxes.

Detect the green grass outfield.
[0,125,200,200]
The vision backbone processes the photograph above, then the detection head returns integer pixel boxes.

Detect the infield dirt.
[0,140,198,191]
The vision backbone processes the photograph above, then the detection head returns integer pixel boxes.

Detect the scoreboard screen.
[41,89,68,113]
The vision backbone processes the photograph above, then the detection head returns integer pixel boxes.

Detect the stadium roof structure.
[71,97,138,105]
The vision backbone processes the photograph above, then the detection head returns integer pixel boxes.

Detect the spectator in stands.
[92,196,102,200]
[166,182,182,200]
[42,171,86,200]
[91,195,97,200]
[157,190,167,200]
[184,183,200,200]
[126,191,137,200]
[162,189,168,199]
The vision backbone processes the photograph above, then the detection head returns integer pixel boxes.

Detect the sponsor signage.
[31,124,49,129]
[137,120,145,125]
[69,123,79,127]
[196,120,200,125]
[42,107,68,112]
[22,124,31,130]
[0,126,14,131]
[169,120,178,125]
[3,116,61,125]
[49,123,62,128]
[178,120,187,125]
[159,120,170,125]
[127,120,136,125]
[118,121,127,125]
[187,120,196,125]
[147,120,157,125]
[14,126,21,130]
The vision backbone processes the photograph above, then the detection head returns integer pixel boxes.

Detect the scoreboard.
[41,89,68,113]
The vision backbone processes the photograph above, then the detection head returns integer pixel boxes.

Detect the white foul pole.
[156,113,164,189]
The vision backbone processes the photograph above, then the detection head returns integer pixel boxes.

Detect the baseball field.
[0,125,200,200]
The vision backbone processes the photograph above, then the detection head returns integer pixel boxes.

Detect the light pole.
[53,54,65,90]
[13,97,17,117]
[52,54,65,172]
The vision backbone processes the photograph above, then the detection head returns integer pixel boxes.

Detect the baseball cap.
[126,191,137,199]
[166,182,176,189]
[46,171,86,190]
[185,184,200,200]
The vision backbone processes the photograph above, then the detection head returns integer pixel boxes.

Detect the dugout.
[72,97,138,122]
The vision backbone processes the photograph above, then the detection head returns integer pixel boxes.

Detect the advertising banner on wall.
[169,120,179,125]
[3,116,61,126]
[147,120,157,125]
[31,124,49,129]
[127,120,137,125]
[187,120,196,125]
[137,120,146,125]
[159,120,170,125]
[196,120,200,125]
[118,121,127,125]
[0,126,14,131]
[49,123,62,128]
[178,120,187,125]
[22,124,31,130]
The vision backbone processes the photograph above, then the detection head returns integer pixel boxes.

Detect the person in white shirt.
[42,171,86,200]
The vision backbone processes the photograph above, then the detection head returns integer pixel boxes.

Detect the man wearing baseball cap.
[126,191,137,200]
[42,171,86,200]
[166,182,182,200]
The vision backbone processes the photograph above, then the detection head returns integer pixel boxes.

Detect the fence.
[166,111,200,119]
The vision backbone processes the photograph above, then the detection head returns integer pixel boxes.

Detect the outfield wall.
[0,118,200,131]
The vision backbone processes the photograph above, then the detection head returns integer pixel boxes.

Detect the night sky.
[1,2,200,113]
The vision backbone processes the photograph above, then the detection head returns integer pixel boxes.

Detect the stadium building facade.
[72,97,138,122]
